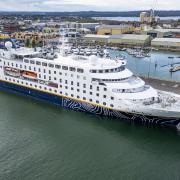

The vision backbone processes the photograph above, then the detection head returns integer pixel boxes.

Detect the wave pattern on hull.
[0,80,180,128]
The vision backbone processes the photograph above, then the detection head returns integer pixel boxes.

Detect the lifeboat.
[21,71,37,80]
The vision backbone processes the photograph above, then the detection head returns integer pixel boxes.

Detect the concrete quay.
[142,77,180,95]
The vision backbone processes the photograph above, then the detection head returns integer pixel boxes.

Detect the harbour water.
[0,90,180,179]
[110,50,180,81]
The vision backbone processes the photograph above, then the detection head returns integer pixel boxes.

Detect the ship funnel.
[90,55,98,66]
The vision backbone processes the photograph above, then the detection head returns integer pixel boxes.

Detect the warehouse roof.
[84,34,110,39]
[145,28,180,33]
[110,34,150,40]
[152,38,180,43]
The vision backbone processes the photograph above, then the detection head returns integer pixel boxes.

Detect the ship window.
[39,86,41,89]
[83,90,86,93]
[49,63,54,68]
[44,69,46,73]
[59,72,62,75]
[99,70,103,73]
[42,62,47,66]
[24,65,26,69]
[97,87,99,91]
[69,67,76,72]
[38,68,41,72]
[20,65,22,68]
[71,74,73,77]
[29,66,31,70]
[103,95,106,98]
[34,67,36,71]
[30,60,35,64]
[36,61,41,65]
[49,70,51,74]
[90,85,92,89]
[65,86,68,89]
[71,94,74,97]
[35,85,37,88]
[104,88,107,91]
[83,84,86,88]
[49,88,52,91]
[62,66,68,70]
[24,59,29,63]
[77,68,84,73]
[111,97,114,100]
[17,80,19,83]
[60,91,62,94]
[96,93,99,96]
[30,84,32,86]
[54,77,56,80]
[65,80,68,84]
[96,100,99,104]
[49,77,51,80]
[83,77,86,80]
[59,79,62,83]
[77,95,80,99]
[71,87,74,90]
[54,71,56,74]
[44,75,46,79]
[55,65,61,69]
[16,64,18,67]
[54,90,57,93]
[60,85,62,88]
[11,63,14,67]
[65,73,67,76]
[77,89,80,92]
[83,97,86,100]
[103,102,106,105]
[90,92,93,95]
[110,104,114,107]
[77,82,80,86]
[65,93,68,96]
[89,99,92,102]
[77,75,80,79]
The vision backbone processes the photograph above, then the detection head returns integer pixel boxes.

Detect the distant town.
[0,10,180,52]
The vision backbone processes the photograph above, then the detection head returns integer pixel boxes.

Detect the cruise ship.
[0,40,180,128]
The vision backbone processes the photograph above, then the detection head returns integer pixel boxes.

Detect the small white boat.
[85,49,92,56]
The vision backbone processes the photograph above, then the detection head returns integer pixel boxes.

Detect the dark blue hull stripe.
[0,80,179,127]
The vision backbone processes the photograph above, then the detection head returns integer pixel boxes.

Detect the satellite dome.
[5,41,13,50]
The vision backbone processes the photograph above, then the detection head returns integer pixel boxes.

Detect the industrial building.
[84,34,110,44]
[96,25,135,35]
[143,29,180,38]
[108,34,151,46]
[84,34,151,46]
[151,38,180,51]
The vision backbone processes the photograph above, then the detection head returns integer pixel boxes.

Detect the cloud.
[0,0,179,11]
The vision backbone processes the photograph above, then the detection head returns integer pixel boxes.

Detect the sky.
[0,0,180,12]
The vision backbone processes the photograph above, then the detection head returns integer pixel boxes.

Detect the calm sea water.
[0,90,180,180]
[0,50,180,179]
[93,16,180,21]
